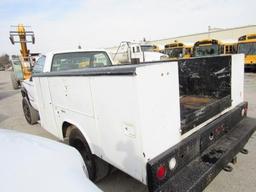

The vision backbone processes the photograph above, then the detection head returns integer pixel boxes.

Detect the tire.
[22,97,39,125]
[10,72,19,89]
[69,128,96,181]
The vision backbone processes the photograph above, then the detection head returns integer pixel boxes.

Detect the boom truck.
[9,24,36,89]
[21,49,256,192]
[109,41,168,64]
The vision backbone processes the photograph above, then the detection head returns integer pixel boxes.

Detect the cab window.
[51,52,112,72]
[136,46,140,52]
[33,56,46,74]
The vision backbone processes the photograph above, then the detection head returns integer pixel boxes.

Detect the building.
[146,25,256,49]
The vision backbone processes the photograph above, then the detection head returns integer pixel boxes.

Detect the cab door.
[24,56,46,110]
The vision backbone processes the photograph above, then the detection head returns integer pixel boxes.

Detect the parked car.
[0,128,102,192]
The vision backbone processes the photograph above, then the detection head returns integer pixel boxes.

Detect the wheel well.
[62,122,94,154]
[62,121,72,138]
[69,137,85,153]
[21,88,27,98]
[21,89,38,110]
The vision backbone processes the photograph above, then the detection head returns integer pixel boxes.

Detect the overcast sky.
[0,0,255,55]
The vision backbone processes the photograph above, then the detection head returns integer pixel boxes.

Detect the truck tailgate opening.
[147,102,256,192]
[179,56,232,135]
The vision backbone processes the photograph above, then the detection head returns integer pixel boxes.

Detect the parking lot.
[0,71,255,192]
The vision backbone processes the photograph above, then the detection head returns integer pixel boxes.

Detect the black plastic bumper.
[147,103,256,192]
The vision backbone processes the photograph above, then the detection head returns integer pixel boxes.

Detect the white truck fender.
[61,120,95,154]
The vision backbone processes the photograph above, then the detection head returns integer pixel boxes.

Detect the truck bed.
[180,95,231,134]
[180,95,217,112]
[34,55,233,136]
[178,56,232,134]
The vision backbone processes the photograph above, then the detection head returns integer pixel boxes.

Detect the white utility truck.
[21,49,256,192]
[108,41,168,64]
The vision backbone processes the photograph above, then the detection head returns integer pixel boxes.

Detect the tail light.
[156,165,167,180]
[169,157,177,170]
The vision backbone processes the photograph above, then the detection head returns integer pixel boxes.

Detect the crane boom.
[17,24,29,61]
[9,24,35,61]
[9,24,35,80]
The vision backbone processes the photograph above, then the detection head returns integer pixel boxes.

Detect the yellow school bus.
[183,46,193,58]
[193,39,223,57]
[164,41,192,59]
[237,34,256,70]
[222,42,237,55]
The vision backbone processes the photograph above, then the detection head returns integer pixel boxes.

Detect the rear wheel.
[69,128,96,181]
[10,72,19,89]
[22,97,39,125]
[68,127,111,181]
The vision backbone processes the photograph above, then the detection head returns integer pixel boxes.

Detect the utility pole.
[208,26,211,39]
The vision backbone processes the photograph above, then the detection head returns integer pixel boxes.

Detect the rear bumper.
[160,117,255,192]
[147,103,256,192]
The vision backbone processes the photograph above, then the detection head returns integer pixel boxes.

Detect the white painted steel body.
[33,61,181,183]
[31,51,244,185]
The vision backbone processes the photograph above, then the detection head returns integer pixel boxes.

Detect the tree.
[0,54,10,70]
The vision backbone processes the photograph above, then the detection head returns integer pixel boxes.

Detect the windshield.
[141,45,155,52]
[238,42,256,55]
[165,48,183,58]
[194,44,219,57]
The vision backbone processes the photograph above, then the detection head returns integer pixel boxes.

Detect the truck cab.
[21,50,113,124]
[110,42,168,64]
